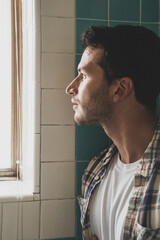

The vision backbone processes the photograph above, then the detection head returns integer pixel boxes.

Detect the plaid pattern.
[78,119,160,240]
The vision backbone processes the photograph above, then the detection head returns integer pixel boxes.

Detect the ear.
[113,77,134,102]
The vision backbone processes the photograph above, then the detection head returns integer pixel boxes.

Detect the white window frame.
[0,0,40,200]
[0,0,17,180]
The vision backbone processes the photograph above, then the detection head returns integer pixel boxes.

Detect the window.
[0,0,40,198]
[0,0,39,189]
[0,0,23,180]
[0,0,12,170]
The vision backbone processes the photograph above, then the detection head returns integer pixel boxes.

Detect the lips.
[71,99,78,110]
[73,104,78,111]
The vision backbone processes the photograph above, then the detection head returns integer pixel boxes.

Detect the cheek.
[79,79,99,94]
[78,83,90,101]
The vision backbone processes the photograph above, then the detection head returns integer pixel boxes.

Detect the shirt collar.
[103,118,160,177]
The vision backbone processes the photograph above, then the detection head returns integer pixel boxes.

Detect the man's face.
[66,47,114,125]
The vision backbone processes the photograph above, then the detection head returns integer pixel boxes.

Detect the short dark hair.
[81,25,160,111]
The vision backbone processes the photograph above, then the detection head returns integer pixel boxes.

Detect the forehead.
[78,47,104,71]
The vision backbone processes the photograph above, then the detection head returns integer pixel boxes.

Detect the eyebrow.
[77,66,87,73]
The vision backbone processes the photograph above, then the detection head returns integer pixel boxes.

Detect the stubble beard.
[74,96,115,128]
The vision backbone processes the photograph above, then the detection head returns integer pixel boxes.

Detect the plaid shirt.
[78,119,160,240]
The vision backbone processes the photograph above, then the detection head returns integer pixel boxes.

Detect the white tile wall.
[2,203,18,240]
[41,162,75,199]
[17,202,23,240]
[41,0,76,237]
[23,201,40,239]
[41,0,75,18]
[1,202,40,240]
[0,204,2,240]
[41,0,76,238]
[42,17,75,53]
[41,125,75,162]
[40,199,75,239]
[42,89,74,124]
[42,53,75,88]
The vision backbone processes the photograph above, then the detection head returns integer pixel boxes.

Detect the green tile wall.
[75,0,160,239]
[141,0,159,22]
[141,23,159,35]
[109,0,140,21]
[76,0,108,19]
[47,238,76,240]
[76,201,82,238]
[76,126,110,160]
[76,19,108,53]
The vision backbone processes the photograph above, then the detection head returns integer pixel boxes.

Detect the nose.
[65,77,78,96]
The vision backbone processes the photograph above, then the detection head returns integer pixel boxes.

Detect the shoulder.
[137,156,160,229]
[81,144,117,196]
[84,148,109,173]
[83,143,117,177]
[81,148,109,197]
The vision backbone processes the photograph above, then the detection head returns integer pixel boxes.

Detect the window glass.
[0,0,11,169]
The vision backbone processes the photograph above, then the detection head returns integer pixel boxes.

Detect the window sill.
[0,181,40,202]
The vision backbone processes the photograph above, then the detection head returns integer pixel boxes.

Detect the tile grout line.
[40,0,42,237]
[75,18,160,24]
[108,0,110,26]
[17,202,23,240]
[159,0,160,37]
[140,0,142,25]
[1,204,3,240]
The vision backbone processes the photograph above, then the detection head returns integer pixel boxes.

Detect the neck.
[102,110,157,164]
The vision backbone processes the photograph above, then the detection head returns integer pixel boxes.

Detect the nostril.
[66,87,74,96]
[65,85,72,95]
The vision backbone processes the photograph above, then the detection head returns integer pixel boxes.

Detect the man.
[66,25,160,240]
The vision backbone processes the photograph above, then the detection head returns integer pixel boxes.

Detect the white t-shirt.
[90,153,141,240]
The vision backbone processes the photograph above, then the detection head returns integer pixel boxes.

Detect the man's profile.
[66,25,160,240]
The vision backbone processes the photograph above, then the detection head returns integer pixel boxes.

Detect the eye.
[81,73,87,80]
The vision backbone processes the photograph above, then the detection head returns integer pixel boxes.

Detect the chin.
[74,116,86,125]
[74,117,84,125]
[74,115,98,126]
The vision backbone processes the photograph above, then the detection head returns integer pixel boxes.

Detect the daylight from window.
[0,0,11,169]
